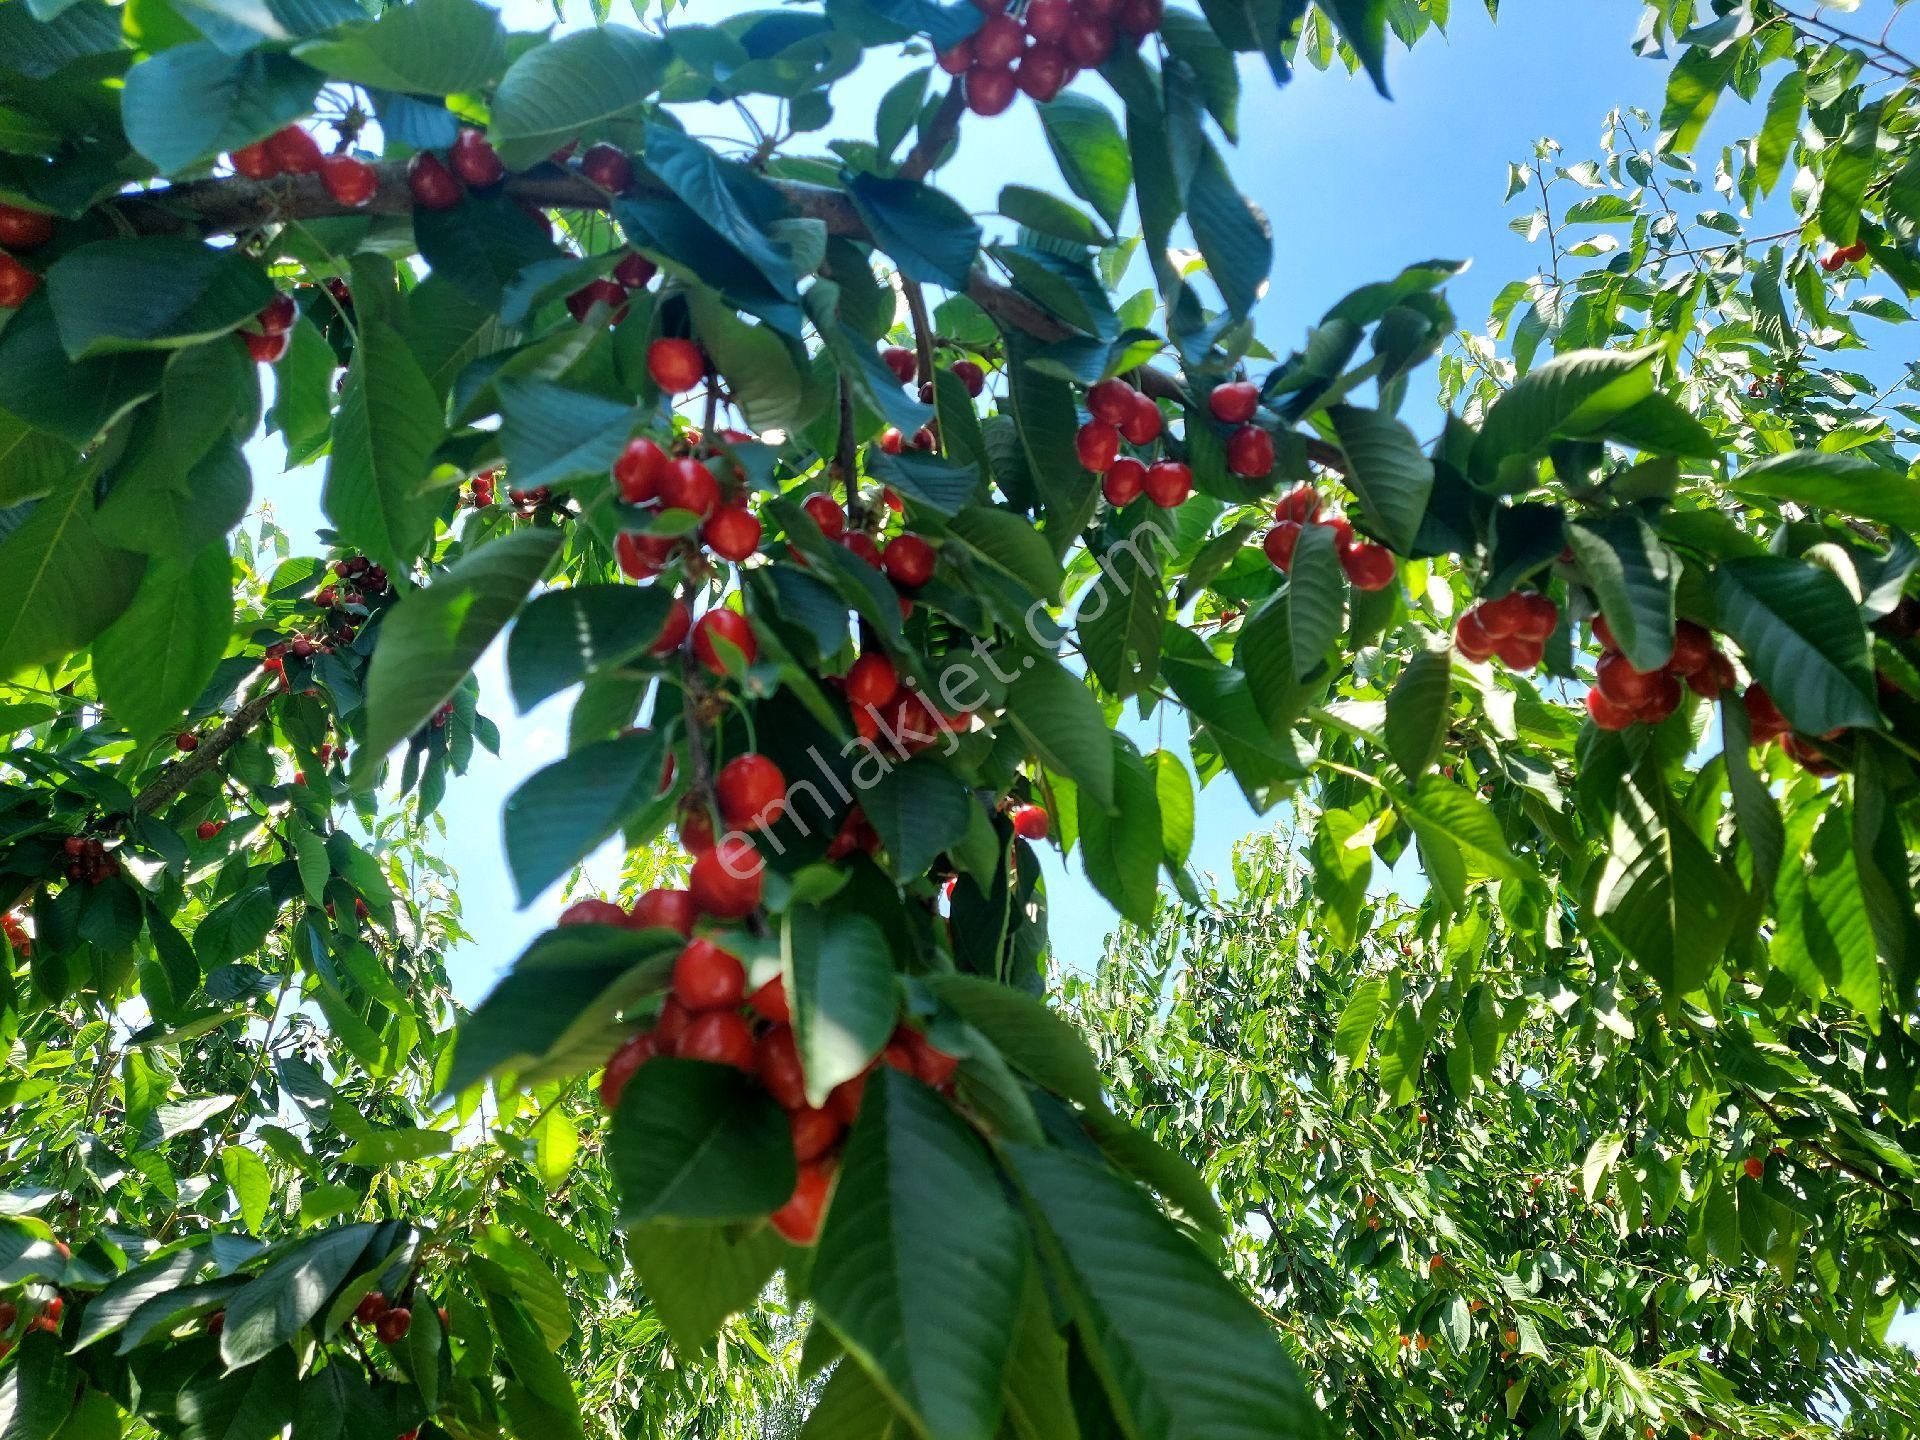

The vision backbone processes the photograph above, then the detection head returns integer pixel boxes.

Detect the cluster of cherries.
[1,910,28,957]
[466,468,500,508]
[350,1289,430,1345]
[1075,378,1192,509]
[0,1283,66,1360]
[1819,240,1870,272]
[1451,590,1561,671]
[239,292,302,364]
[941,0,1166,114]
[587,889,958,1245]
[0,201,54,308]
[1262,485,1399,591]
[231,125,379,209]
[566,250,658,325]
[403,126,514,211]
[877,346,988,452]
[1581,616,1734,732]
[832,638,972,762]
[61,835,117,886]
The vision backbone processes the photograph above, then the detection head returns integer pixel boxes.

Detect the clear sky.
[249,0,1891,993]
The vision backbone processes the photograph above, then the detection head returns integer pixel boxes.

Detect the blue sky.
[251,1,1874,995]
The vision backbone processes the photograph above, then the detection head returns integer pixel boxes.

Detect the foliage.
[0,0,1916,1437]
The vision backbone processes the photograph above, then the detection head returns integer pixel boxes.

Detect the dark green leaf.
[504,729,665,905]
[507,584,673,711]
[1710,555,1880,734]
[320,319,445,577]
[1567,514,1677,673]
[609,1058,794,1224]
[847,172,982,291]
[784,905,898,1108]
[1325,404,1433,553]
[92,541,232,744]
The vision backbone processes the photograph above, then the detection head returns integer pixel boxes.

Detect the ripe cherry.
[1016,43,1069,102]
[354,1292,390,1326]
[257,292,298,335]
[704,503,761,561]
[196,820,224,841]
[937,38,974,74]
[771,1162,835,1245]
[243,329,291,364]
[1075,420,1120,472]
[1637,671,1682,724]
[845,653,899,710]
[1086,378,1135,425]
[689,836,764,918]
[0,204,53,250]
[599,1033,657,1109]
[1143,460,1192,508]
[1668,620,1714,676]
[1341,543,1396,592]
[1011,803,1050,840]
[951,359,986,396]
[1026,0,1072,39]
[1264,521,1301,572]
[1514,593,1558,643]
[1742,1155,1766,1180]
[882,533,936,588]
[1689,651,1736,699]
[1274,485,1319,523]
[1454,610,1496,663]
[693,608,757,673]
[450,127,505,187]
[901,1029,960,1089]
[1494,634,1543,671]
[1119,390,1163,445]
[648,337,705,394]
[878,427,904,454]
[406,152,462,210]
[842,531,883,568]
[566,278,629,324]
[881,346,917,385]
[749,975,791,1024]
[680,1010,757,1071]
[966,65,1018,117]
[658,456,719,517]
[1103,457,1146,505]
[910,425,936,451]
[624,888,692,937]
[614,436,669,504]
[230,141,276,180]
[265,125,323,175]
[176,732,199,752]
[1226,425,1273,478]
[790,1106,841,1163]
[1209,380,1259,424]
[1475,593,1526,638]
[612,251,657,289]
[375,1307,412,1344]
[673,937,748,1012]
[1744,684,1789,743]
[717,753,787,831]
[615,530,674,580]
[560,898,628,927]
[320,154,377,207]
[756,1026,809,1110]
[802,493,847,540]
[1585,686,1635,731]
[649,598,692,657]
[1063,14,1115,66]
[579,143,633,193]
[1595,652,1662,709]
[974,11,1027,65]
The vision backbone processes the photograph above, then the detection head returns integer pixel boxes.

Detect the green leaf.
[1003,654,1114,811]
[864,449,982,518]
[1771,803,1880,1027]
[0,410,73,507]
[1078,532,1164,701]
[1037,95,1131,231]
[948,506,1066,603]
[1147,749,1193,871]
[784,906,898,1109]
[1755,70,1803,196]
[0,1332,78,1440]
[1384,645,1451,780]
[180,1347,297,1440]
[815,1072,1026,1440]
[0,299,167,448]
[998,185,1107,247]
[488,25,668,168]
[1186,136,1270,320]
[645,125,800,301]
[221,1224,375,1368]
[1710,556,1880,734]
[1283,519,1344,680]
[360,529,559,775]
[609,1058,795,1224]
[1008,1143,1318,1439]
[46,238,271,360]
[1567,514,1677,673]
[846,172,982,292]
[507,584,673,711]
[0,470,145,683]
[339,1127,453,1166]
[1079,737,1160,927]
[685,288,807,434]
[496,378,634,493]
[414,189,560,307]
[923,975,1105,1109]
[1818,101,1879,248]
[1234,588,1319,735]
[1398,775,1536,903]
[120,43,322,177]
[291,0,505,95]
[91,542,232,744]
[1467,347,1658,491]
[864,761,973,879]
[626,1222,789,1358]
[1334,974,1387,1071]
[1657,40,1736,154]
[320,319,445,578]
[504,729,664,905]
[1325,404,1433,553]
[1730,450,1920,533]
[1005,334,1099,553]
[1321,0,1391,95]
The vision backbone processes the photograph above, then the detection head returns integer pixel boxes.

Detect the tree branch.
[898,80,967,183]
[134,689,278,817]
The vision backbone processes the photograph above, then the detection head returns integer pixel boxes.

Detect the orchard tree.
[0,0,1917,1437]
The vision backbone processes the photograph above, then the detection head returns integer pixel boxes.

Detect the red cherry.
[375,1308,413,1344]
[1668,620,1714,676]
[265,125,323,175]
[406,152,462,210]
[318,154,377,207]
[1063,15,1115,66]
[1637,671,1683,724]
[802,493,847,540]
[1319,512,1354,550]
[648,338,705,394]
[1514,593,1559,643]
[648,597,692,658]
[230,142,277,180]
[450,127,505,187]
[614,530,674,580]
[354,1293,390,1326]
[951,359,986,396]
[680,1010,757,1071]
[176,732,199,752]
[1076,420,1120,472]
[1208,380,1259,424]
[257,292,298,335]
[1341,543,1396,591]
[579,143,633,193]
[1274,486,1319,523]
[755,1026,809,1109]
[658,456,719,517]
[910,425,936,451]
[1016,42,1069,101]
[560,898,627,927]
[243,329,290,364]
[613,437,669,504]
[1011,803,1050,840]
[937,37,975,74]
[1263,521,1301,572]
[878,427,904,455]
[770,1162,835,1245]
[1475,593,1527,639]
[599,1033,658,1109]
[704,503,761,561]
[196,820,224,841]
[1143,460,1192,508]
[1226,425,1273,478]
[566,278,629,324]
[882,533,936,588]
[973,12,1027,65]
[841,532,883,568]
[1585,686,1634,731]
[1119,390,1163,445]
[1454,609,1496,663]
[1086,379,1135,425]
[749,975,791,1025]
[1494,634,1543,671]
[673,936,748,1012]
[1115,0,1163,36]
[0,204,53,250]
[689,836,764,918]
[1689,651,1737,700]
[693,608,757,674]
[1103,457,1146,505]
[966,65,1017,117]
[1595,652,1662,709]
[1592,614,1617,651]
[790,1106,842,1163]
[881,346,917,385]
[901,1030,960,1089]
[717,753,787,831]
[612,251,658,289]
[843,653,898,711]
[1025,0,1072,39]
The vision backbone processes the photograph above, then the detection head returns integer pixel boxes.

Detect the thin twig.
[899,81,967,183]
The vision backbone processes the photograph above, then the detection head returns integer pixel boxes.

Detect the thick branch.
[135,689,278,816]
[898,81,967,184]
